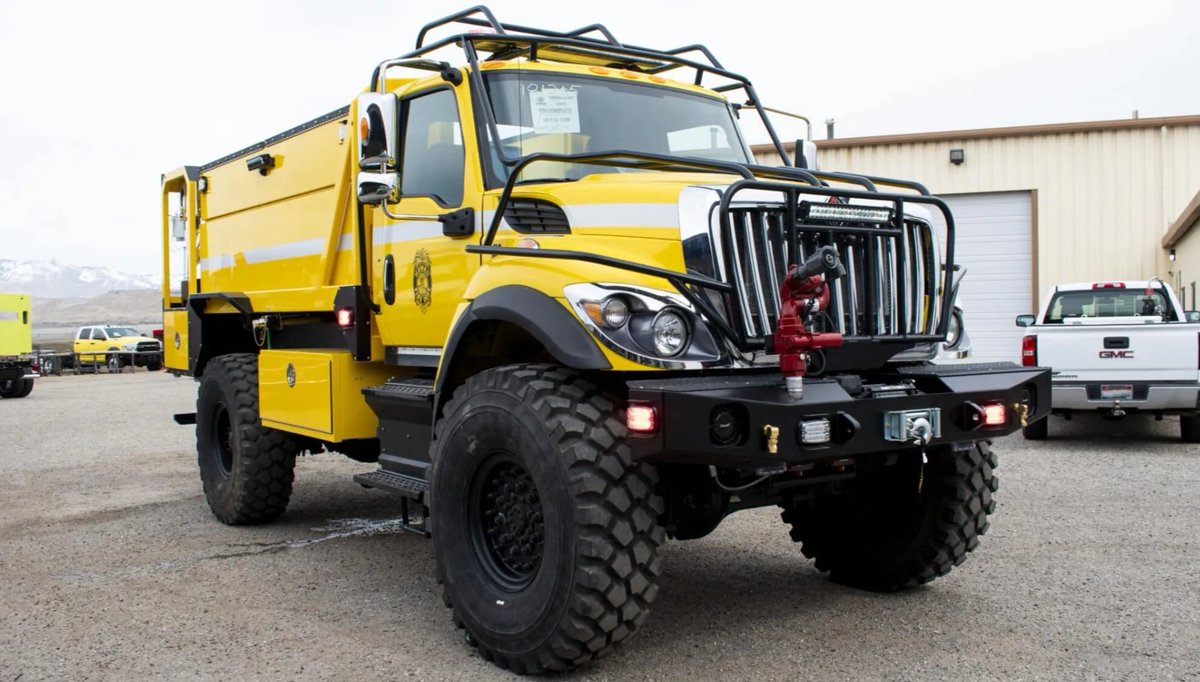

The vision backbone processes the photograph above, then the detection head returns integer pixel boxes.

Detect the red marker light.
[983,402,1008,427]
[1091,282,1125,289]
[626,404,658,434]
[336,308,354,328]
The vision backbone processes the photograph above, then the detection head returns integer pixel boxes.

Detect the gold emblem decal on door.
[413,248,433,313]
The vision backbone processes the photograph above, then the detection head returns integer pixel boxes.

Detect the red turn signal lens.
[983,402,1008,427]
[1021,335,1037,367]
[336,308,354,328]
[626,403,658,434]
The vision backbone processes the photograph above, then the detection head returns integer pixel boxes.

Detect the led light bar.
[803,203,893,224]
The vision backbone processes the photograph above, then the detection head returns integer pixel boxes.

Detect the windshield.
[1044,288,1174,323]
[483,70,751,184]
[104,327,141,338]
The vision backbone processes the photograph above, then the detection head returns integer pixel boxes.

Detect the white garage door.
[930,192,1033,363]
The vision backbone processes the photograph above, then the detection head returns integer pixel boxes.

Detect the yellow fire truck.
[162,7,1050,673]
[0,293,35,399]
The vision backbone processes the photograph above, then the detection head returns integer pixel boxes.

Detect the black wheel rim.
[468,454,545,591]
[210,401,234,477]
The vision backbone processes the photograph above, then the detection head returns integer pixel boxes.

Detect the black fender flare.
[434,285,610,406]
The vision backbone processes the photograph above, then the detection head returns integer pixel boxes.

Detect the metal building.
[753,115,1200,362]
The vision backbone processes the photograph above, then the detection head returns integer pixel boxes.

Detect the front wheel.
[431,364,664,674]
[106,351,122,373]
[196,353,299,525]
[782,441,998,592]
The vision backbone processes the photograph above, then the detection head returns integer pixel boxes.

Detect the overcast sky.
[1,0,1196,275]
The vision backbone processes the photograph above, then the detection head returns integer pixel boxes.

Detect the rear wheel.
[0,377,31,399]
[41,356,56,376]
[431,364,664,673]
[1181,415,1200,443]
[1022,416,1048,440]
[781,441,998,592]
[196,353,299,525]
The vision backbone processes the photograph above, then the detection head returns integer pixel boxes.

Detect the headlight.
[564,283,722,368]
[123,342,137,351]
[650,309,689,357]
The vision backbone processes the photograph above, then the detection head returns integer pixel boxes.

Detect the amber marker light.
[359,117,371,144]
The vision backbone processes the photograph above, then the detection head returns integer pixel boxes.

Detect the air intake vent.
[504,199,570,234]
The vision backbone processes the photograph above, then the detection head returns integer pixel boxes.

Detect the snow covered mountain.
[0,259,159,299]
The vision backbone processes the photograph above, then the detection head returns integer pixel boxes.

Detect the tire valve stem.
[762,424,780,455]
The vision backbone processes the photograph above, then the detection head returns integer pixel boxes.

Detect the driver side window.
[400,89,464,207]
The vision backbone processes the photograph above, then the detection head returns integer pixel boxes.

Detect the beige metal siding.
[754,123,1200,303]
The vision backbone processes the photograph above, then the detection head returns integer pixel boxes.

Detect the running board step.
[354,468,430,500]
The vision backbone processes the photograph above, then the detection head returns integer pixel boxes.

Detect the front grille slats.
[718,206,942,344]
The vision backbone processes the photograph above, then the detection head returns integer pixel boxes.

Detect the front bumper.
[1051,382,1200,413]
[627,362,1050,466]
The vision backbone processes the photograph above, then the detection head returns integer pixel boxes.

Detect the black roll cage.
[374,6,957,356]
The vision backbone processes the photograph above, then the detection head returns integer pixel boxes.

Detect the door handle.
[383,254,396,305]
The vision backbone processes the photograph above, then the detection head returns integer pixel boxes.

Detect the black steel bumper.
[627,362,1051,466]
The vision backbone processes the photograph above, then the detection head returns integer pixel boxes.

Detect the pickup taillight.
[1021,335,1037,367]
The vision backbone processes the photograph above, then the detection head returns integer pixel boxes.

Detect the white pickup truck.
[1016,280,1200,441]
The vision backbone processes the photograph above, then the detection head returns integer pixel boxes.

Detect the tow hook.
[1013,402,1029,427]
[762,424,780,455]
[1111,401,1126,418]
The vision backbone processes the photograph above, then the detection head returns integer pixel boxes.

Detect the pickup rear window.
[1044,289,1175,323]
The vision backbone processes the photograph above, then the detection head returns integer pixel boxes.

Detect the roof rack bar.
[659,44,725,70]
[415,6,504,49]
[458,15,625,47]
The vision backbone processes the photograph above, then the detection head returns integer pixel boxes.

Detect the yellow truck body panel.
[258,349,393,440]
[0,294,32,357]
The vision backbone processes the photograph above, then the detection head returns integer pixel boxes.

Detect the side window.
[92,328,108,341]
[400,89,464,206]
[77,328,91,340]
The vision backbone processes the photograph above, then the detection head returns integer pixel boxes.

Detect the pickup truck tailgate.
[1035,321,1200,383]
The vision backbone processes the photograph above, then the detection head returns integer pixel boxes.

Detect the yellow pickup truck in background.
[73,325,164,372]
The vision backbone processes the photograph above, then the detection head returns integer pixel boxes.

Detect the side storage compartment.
[163,309,189,372]
[258,349,392,441]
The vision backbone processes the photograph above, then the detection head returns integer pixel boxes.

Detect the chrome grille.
[721,206,942,341]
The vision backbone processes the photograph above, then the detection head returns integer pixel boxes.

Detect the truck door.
[371,86,479,355]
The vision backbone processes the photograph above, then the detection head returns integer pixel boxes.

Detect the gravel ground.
[1,372,1198,681]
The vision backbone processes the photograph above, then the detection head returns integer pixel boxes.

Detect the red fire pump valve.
[773,246,844,399]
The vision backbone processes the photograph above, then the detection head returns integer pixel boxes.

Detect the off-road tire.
[146,358,164,372]
[196,353,299,525]
[0,377,32,399]
[781,441,998,592]
[1181,415,1200,443]
[430,364,665,674]
[1022,416,1049,440]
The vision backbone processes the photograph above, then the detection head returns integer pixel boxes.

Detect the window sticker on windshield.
[528,84,580,134]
